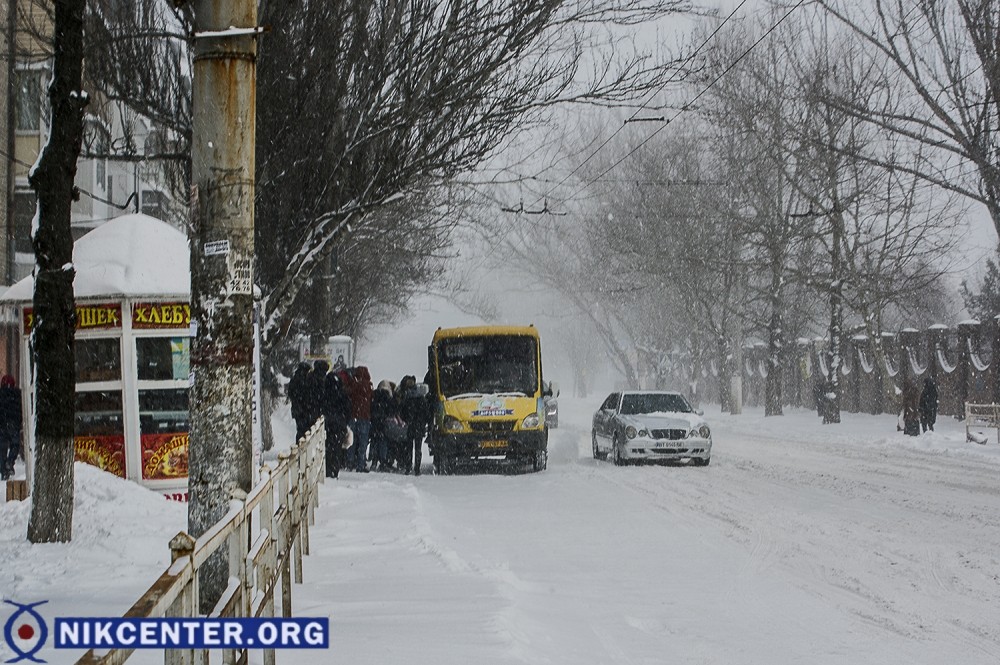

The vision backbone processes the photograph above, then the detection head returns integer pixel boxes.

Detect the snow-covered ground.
[4,398,1000,663]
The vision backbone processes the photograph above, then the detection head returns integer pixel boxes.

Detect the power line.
[526,0,750,210]
[559,0,807,207]
[0,145,140,211]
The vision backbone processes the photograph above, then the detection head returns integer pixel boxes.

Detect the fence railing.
[965,404,1000,445]
[76,419,327,665]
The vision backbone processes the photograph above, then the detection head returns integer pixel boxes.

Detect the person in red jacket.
[344,366,373,472]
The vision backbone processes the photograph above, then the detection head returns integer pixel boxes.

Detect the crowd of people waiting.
[287,360,433,478]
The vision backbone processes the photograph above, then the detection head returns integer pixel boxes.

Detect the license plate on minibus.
[481,440,508,449]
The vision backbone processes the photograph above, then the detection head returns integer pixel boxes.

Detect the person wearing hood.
[345,366,374,472]
[322,370,352,478]
[0,375,22,480]
[398,375,431,476]
[919,376,939,433]
[287,362,312,442]
[305,360,329,439]
[370,380,397,471]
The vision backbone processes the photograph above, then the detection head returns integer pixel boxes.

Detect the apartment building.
[2,0,177,376]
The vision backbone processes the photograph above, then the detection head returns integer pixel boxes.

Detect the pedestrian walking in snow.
[901,378,920,436]
[288,362,312,442]
[919,377,939,433]
[0,375,22,480]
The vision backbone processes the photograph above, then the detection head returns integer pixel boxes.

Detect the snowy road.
[294,399,1000,665]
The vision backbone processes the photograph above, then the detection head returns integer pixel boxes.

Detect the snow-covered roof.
[0,214,189,303]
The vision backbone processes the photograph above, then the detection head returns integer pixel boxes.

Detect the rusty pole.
[187,0,257,611]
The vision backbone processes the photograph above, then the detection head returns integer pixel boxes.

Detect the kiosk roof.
[1,214,190,303]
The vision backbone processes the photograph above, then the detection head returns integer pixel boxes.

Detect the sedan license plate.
[481,440,508,449]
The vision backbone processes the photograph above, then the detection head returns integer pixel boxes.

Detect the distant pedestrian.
[0,375,22,480]
[901,378,920,436]
[344,366,374,472]
[399,376,431,476]
[919,377,939,433]
[370,380,397,471]
[288,362,312,442]
[305,360,329,438]
[323,370,352,478]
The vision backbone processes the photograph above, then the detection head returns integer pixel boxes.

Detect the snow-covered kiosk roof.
[0,213,189,303]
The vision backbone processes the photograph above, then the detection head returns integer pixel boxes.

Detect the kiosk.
[1,214,192,500]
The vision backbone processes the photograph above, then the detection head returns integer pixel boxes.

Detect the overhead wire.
[556,0,808,208]
[525,0,751,210]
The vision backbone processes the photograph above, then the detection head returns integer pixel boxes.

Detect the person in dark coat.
[399,376,431,476]
[0,375,22,480]
[370,380,397,471]
[919,377,939,433]
[901,378,920,436]
[304,360,329,439]
[287,362,312,442]
[322,370,352,478]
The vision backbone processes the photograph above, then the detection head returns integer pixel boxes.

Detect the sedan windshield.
[620,393,692,415]
[437,335,538,398]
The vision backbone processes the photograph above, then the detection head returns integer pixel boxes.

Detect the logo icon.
[3,601,48,663]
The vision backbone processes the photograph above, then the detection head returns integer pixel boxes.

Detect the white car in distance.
[591,391,712,466]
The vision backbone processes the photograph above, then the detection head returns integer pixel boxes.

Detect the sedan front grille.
[650,429,687,440]
[469,420,516,432]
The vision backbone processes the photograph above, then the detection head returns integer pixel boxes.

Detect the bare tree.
[26,0,86,544]
[815,0,1000,239]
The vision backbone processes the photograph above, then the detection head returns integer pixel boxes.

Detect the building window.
[141,190,167,219]
[13,190,36,255]
[136,337,189,381]
[137,336,190,480]
[15,70,45,132]
[76,338,122,382]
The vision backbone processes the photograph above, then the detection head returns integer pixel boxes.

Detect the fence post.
[167,533,196,665]
[278,449,294,617]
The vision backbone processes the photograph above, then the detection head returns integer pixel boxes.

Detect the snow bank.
[0,463,185,663]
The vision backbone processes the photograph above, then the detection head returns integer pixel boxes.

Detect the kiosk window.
[138,388,189,436]
[75,390,123,436]
[137,337,190,381]
[76,338,121,382]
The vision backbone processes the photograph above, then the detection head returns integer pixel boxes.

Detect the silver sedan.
[592,391,712,466]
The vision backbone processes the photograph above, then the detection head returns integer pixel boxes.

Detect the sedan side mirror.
[695,408,704,416]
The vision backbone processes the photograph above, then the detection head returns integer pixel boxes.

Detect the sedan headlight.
[443,416,463,432]
[699,425,711,439]
[522,413,541,429]
[625,425,638,439]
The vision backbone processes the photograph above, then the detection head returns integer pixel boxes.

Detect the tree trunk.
[765,260,785,417]
[717,335,732,413]
[187,0,257,612]
[825,209,844,425]
[26,0,86,544]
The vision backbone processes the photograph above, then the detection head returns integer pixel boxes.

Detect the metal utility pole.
[187,0,258,611]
